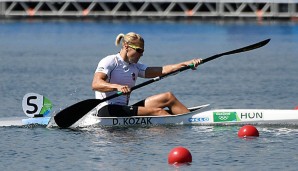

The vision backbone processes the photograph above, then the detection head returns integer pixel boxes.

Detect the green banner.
[40,97,52,116]
[213,112,239,122]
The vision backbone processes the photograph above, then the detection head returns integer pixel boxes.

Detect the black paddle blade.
[54,99,100,128]
[227,38,270,54]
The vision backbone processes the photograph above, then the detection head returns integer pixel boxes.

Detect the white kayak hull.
[73,104,298,127]
[3,104,298,127]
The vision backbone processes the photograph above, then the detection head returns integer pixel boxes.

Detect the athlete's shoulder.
[135,62,147,71]
[101,54,118,62]
[98,53,120,65]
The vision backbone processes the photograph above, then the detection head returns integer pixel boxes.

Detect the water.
[0,19,298,170]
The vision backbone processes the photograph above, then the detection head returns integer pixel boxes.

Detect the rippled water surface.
[0,20,298,170]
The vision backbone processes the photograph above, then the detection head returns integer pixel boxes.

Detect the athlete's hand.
[117,85,131,94]
[190,58,202,69]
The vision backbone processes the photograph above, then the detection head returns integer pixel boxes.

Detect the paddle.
[54,38,270,128]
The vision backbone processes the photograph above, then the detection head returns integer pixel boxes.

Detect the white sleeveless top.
[94,53,147,109]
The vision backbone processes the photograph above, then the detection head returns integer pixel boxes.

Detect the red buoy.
[238,125,259,137]
[168,146,192,164]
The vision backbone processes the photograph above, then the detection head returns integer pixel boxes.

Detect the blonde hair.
[115,32,144,46]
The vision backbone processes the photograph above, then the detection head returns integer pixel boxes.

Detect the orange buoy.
[82,9,89,16]
[168,146,192,164]
[27,8,35,16]
[238,125,259,137]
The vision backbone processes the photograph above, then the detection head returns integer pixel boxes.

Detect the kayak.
[69,104,298,128]
[2,104,298,127]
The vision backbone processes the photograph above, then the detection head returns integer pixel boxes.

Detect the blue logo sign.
[188,117,209,122]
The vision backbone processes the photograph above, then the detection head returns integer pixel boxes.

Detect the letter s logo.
[22,93,43,118]
[26,96,38,114]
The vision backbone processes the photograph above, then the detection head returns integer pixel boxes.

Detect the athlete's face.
[126,41,144,64]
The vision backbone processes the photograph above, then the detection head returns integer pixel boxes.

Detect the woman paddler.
[92,32,201,117]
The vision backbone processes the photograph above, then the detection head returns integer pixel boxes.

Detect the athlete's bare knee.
[163,92,178,104]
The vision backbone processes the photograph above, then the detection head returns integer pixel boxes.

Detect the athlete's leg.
[137,92,190,116]
[137,106,170,116]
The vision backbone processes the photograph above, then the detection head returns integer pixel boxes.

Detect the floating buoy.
[168,146,192,164]
[238,125,259,137]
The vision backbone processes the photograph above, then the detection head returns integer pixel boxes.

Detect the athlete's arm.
[92,72,131,94]
[145,59,201,78]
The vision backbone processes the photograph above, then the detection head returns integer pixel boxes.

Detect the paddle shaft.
[54,39,270,128]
